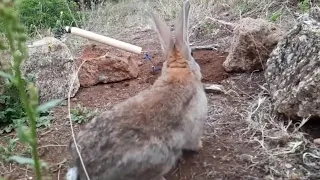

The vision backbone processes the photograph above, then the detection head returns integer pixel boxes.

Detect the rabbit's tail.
[66,167,80,180]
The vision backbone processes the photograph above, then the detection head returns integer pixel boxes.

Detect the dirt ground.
[0,41,271,179]
[3,1,320,179]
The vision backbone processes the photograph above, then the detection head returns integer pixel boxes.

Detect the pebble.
[284,163,293,169]
[204,84,225,94]
[313,138,320,145]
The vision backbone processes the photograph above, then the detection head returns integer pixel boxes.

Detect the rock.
[313,138,320,145]
[204,84,225,94]
[21,37,80,104]
[223,17,283,72]
[78,45,139,87]
[265,15,320,118]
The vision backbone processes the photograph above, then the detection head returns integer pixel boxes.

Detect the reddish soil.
[194,50,229,83]
[71,45,230,108]
[0,45,266,180]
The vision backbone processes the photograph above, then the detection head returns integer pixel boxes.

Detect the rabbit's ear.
[174,0,191,50]
[148,11,173,53]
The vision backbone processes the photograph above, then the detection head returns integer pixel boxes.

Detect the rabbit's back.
[73,125,181,180]
[70,82,197,179]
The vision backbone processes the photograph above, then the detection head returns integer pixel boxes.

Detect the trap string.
[142,50,161,72]
[68,59,91,180]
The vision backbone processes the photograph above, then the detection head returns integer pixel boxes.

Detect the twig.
[58,168,61,180]
[37,144,67,149]
[56,159,67,180]
[292,116,311,134]
[68,59,91,180]
[0,161,15,175]
[40,129,53,136]
[191,44,219,52]
[205,17,236,28]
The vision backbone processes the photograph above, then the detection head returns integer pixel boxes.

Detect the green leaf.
[4,124,14,133]
[17,125,33,144]
[8,155,34,165]
[36,98,64,113]
[8,155,48,167]
[0,71,13,80]
[36,116,51,128]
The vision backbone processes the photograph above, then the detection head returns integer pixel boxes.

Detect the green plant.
[201,21,216,34]
[0,138,17,161]
[22,0,81,34]
[0,0,82,36]
[238,1,252,15]
[71,104,98,124]
[299,0,310,14]
[0,79,53,134]
[0,82,25,124]
[269,9,282,22]
[0,0,63,179]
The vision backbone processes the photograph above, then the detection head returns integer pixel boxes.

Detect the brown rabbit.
[66,1,208,180]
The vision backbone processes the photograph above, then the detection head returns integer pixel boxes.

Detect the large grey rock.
[223,17,283,72]
[265,15,320,118]
[21,37,80,104]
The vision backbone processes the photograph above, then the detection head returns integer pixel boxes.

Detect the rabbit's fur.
[67,1,208,180]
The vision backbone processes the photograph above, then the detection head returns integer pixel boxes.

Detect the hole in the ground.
[74,48,230,108]
[193,50,229,83]
[146,49,230,84]
[78,45,229,86]
[301,117,320,139]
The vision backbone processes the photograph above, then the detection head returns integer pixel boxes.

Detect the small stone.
[313,138,320,145]
[239,154,252,162]
[204,84,225,94]
[289,172,302,180]
[263,175,273,180]
[284,163,292,169]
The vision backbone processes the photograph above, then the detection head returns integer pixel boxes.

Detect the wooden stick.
[65,26,143,54]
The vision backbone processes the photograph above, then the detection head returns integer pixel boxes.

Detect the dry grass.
[63,0,316,55]
[242,84,320,179]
